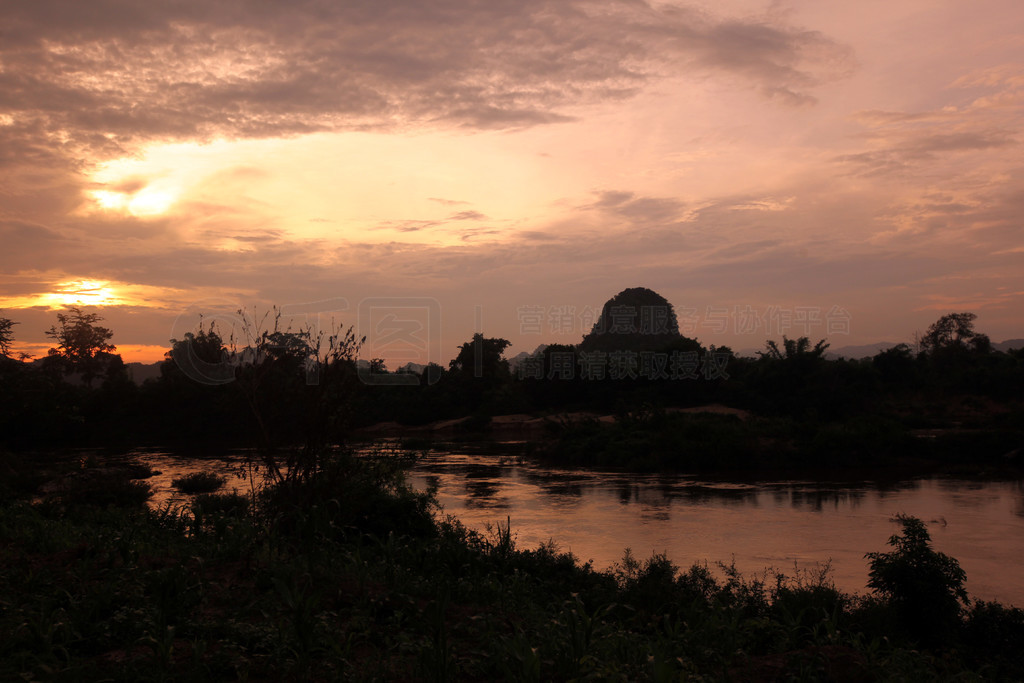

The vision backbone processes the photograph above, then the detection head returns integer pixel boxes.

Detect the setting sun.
[43,280,117,307]
[0,279,197,313]
[127,188,176,216]
[89,187,177,217]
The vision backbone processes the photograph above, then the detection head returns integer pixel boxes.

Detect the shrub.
[171,471,227,494]
[962,600,1024,677]
[865,514,968,643]
[259,447,437,542]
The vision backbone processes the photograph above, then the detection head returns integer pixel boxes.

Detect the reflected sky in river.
[406,445,1024,607]
[127,444,1024,608]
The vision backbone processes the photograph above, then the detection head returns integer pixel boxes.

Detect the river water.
[133,445,1024,607]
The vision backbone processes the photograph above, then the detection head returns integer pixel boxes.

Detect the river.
[134,444,1024,607]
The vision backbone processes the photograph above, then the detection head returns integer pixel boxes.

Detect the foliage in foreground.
[2,451,1023,681]
[171,471,227,494]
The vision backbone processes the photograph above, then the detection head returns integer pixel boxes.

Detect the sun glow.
[91,190,128,211]
[127,188,176,216]
[43,280,118,307]
[89,186,178,217]
[89,151,189,217]
[0,278,196,311]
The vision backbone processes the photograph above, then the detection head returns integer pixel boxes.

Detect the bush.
[962,600,1024,676]
[258,447,437,542]
[171,471,227,494]
[865,514,968,643]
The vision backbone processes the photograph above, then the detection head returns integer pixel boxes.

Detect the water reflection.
[123,445,1024,608]
[406,446,1024,608]
[782,488,867,512]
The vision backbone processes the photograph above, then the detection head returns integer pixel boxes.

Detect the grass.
[171,471,227,494]
[1,448,1022,680]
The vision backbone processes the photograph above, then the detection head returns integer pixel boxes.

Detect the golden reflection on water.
[133,445,1024,608]
[136,449,258,510]
[404,447,1024,608]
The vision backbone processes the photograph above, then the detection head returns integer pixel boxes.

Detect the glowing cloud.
[42,280,117,307]
[0,279,188,310]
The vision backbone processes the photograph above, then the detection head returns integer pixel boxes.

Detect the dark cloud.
[428,197,470,206]
[448,210,487,221]
[220,233,284,244]
[372,219,443,233]
[839,82,1021,180]
[584,190,687,225]
[903,131,1016,156]
[459,228,501,242]
[838,130,1018,176]
[1,0,854,157]
[669,14,855,105]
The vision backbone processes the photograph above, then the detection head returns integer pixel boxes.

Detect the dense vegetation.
[3,449,1024,681]
[1,303,1022,476]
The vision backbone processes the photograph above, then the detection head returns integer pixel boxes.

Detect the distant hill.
[397,362,427,374]
[579,287,684,353]
[507,345,547,371]
[825,342,902,360]
[994,339,1024,352]
[738,339,1023,360]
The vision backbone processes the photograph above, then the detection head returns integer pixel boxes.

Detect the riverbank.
[356,404,1024,479]
[2,448,1023,680]
[354,404,752,440]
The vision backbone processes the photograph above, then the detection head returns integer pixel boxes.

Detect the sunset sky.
[2,0,1023,366]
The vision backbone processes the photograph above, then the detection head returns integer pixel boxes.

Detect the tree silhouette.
[920,312,989,354]
[0,313,17,357]
[166,321,234,386]
[757,336,829,360]
[45,307,116,385]
[866,514,968,643]
[449,333,511,379]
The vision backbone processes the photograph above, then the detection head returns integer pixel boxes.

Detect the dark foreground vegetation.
[3,449,1024,682]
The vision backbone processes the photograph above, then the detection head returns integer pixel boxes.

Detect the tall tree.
[0,313,17,358]
[45,307,117,384]
[449,333,511,379]
[920,312,989,354]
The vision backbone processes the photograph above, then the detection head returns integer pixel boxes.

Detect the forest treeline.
[1,299,1023,471]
